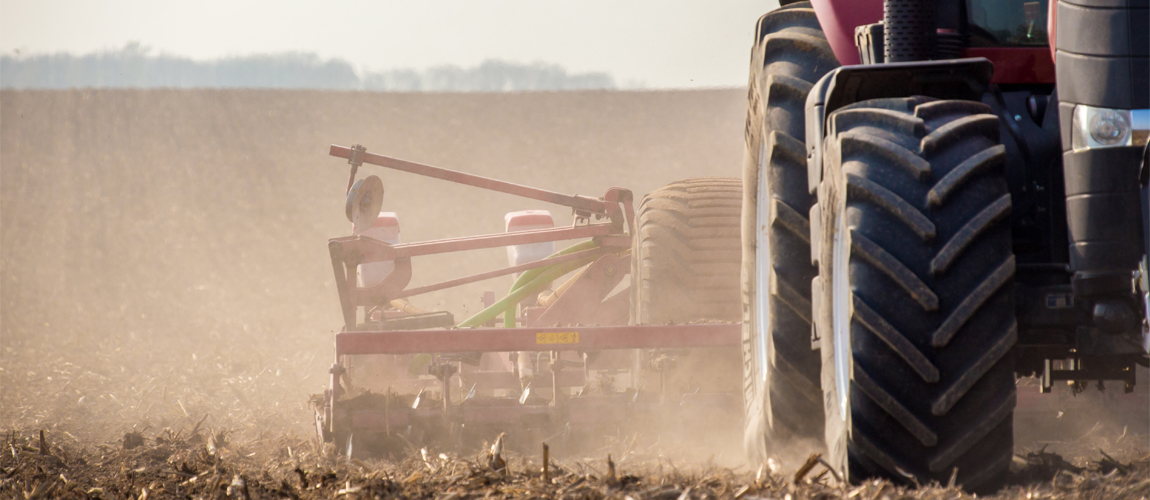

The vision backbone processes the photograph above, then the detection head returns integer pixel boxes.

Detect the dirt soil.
[1,89,1147,499]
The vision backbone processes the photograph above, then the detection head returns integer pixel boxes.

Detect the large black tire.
[632,177,743,392]
[740,2,839,462]
[812,97,1017,492]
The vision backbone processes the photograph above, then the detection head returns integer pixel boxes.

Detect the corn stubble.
[1,427,1146,499]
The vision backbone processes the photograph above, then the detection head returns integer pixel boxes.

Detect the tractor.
[739,0,1148,491]
[312,0,1147,493]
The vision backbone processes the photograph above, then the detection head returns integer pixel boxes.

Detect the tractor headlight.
[1072,105,1149,152]
[1089,109,1129,145]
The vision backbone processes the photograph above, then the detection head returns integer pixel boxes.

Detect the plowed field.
[1,89,1145,499]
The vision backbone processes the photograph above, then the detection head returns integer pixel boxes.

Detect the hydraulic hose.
[508,240,599,295]
[458,240,601,328]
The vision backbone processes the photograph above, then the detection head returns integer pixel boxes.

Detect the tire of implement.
[631,177,743,394]
[632,177,743,324]
[740,1,839,462]
[812,97,1017,492]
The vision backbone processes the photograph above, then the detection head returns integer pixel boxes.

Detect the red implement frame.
[327,144,636,330]
[337,323,741,356]
[325,324,741,443]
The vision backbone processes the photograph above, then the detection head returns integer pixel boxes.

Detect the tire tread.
[817,97,1018,492]
[741,2,837,456]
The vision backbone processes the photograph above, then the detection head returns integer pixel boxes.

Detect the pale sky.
[1,0,781,88]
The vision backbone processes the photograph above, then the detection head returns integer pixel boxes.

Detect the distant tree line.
[0,42,617,91]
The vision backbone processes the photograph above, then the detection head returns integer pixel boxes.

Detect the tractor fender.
[804,58,995,194]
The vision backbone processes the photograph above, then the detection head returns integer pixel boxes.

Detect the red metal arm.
[393,247,611,299]
[328,224,618,263]
[331,145,609,216]
[335,323,741,355]
[391,225,615,258]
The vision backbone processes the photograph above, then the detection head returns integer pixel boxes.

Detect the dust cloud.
[0,88,744,443]
[1,89,1147,499]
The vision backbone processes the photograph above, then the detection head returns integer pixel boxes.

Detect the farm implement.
[313,145,746,457]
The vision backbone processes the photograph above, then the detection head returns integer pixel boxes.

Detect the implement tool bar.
[336,323,740,355]
[330,145,609,215]
[391,225,612,258]
[393,247,610,299]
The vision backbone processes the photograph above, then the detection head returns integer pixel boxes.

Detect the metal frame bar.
[331,144,609,215]
[390,225,614,259]
[335,323,740,356]
[393,247,611,299]
[329,225,618,264]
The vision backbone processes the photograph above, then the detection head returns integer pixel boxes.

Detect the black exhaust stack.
[883,0,936,63]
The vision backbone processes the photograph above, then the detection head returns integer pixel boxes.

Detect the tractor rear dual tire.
[740,1,839,463]
[813,97,1018,492]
